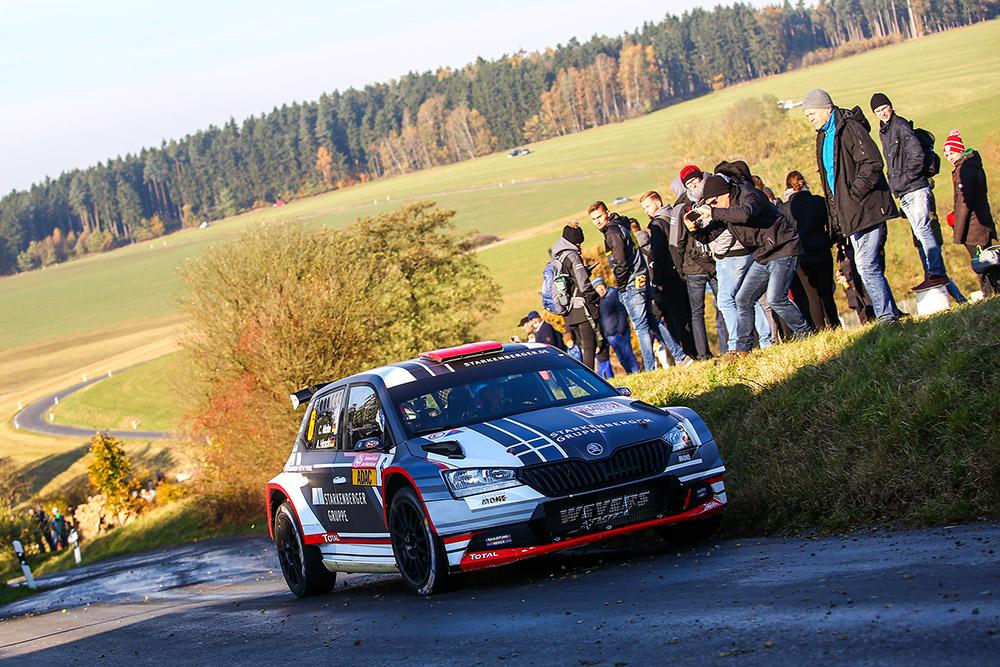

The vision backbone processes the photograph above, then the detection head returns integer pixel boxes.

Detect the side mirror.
[616,386,632,397]
[354,437,388,451]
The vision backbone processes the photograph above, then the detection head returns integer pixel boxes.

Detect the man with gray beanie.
[803,88,902,324]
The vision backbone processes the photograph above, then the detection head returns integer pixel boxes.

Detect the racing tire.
[389,487,451,596]
[656,513,723,546]
[274,501,337,598]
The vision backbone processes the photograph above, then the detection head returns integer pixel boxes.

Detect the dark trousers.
[792,257,841,329]
[966,242,1000,296]
[652,278,698,359]
[685,273,726,358]
[566,316,597,369]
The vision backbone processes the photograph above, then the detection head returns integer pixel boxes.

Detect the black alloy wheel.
[274,501,336,597]
[389,487,449,595]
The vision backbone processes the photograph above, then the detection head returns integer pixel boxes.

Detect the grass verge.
[620,297,1000,535]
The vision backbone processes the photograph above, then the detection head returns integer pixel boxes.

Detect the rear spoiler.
[289,382,332,410]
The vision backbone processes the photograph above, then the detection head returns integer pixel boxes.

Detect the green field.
[2,20,999,455]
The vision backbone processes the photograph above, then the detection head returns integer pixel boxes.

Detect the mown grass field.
[2,20,999,490]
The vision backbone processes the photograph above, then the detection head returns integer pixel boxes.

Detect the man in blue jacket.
[592,277,640,374]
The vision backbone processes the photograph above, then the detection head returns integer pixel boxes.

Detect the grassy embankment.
[1,21,999,589]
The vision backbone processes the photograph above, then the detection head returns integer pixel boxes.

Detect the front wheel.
[389,487,451,595]
[274,501,337,597]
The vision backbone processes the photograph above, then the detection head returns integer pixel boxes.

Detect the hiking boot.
[716,351,749,364]
[911,275,948,291]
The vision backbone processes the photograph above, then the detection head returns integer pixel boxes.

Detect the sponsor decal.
[427,428,461,441]
[351,452,382,468]
[357,438,381,450]
[677,453,692,463]
[566,401,637,418]
[312,490,367,506]
[352,468,378,486]
[586,443,604,456]
[319,423,333,435]
[485,534,513,547]
[468,551,500,561]
[323,533,341,543]
[327,509,348,522]
[557,490,652,532]
[479,493,508,507]
[548,419,645,443]
[462,349,547,367]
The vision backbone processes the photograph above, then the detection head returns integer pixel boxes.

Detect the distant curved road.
[13,364,172,440]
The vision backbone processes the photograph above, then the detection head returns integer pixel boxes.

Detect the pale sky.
[0,0,755,194]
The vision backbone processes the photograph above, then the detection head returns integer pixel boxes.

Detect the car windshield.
[391,363,616,438]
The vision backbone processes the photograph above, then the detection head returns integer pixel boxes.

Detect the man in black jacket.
[804,88,901,324]
[871,92,957,293]
[589,201,690,370]
[690,176,811,355]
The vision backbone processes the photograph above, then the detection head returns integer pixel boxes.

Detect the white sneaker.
[680,357,695,367]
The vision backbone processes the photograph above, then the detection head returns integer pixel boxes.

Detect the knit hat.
[591,277,606,288]
[869,92,892,112]
[701,175,731,201]
[802,88,834,110]
[679,164,703,183]
[943,129,965,154]
[562,224,584,245]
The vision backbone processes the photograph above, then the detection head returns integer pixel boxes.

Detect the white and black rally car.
[266,341,726,597]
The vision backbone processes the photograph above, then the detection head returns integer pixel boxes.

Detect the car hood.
[414,399,677,467]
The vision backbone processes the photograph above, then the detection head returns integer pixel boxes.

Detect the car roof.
[364,341,555,388]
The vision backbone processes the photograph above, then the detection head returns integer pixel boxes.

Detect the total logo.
[468,551,500,561]
[323,533,341,543]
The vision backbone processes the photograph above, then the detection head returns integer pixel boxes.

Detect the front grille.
[518,440,668,497]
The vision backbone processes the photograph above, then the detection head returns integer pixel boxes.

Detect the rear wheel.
[389,487,450,595]
[657,514,723,546]
[274,501,336,597]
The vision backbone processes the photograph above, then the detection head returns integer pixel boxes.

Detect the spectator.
[563,331,583,362]
[643,188,724,359]
[51,506,68,550]
[943,129,1000,296]
[631,218,654,268]
[27,508,51,553]
[589,201,691,370]
[780,170,841,329]
[640,193,698,360]
[803,88,902,324]
[553,224,603,368]
[518,311,563,349]
[871,92,959,295]
[684,165,772,352]
[690,175,811,357]
[592,277,640,374]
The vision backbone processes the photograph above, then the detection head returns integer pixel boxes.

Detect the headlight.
[443,468,519,498]
[662,422,695,452]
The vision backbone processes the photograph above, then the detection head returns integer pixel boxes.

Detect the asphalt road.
[1,524,998,665]
[12,364,171,440]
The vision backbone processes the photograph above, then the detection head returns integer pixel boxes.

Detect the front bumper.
[451,473,725,571]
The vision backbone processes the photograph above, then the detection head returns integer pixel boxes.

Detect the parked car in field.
[266,341,726,597]
[612,196,631,205]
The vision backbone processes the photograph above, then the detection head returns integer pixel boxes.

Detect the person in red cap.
[943,129,999,295]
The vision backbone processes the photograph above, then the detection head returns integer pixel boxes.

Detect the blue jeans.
[734,257,811,352]
[621,286,686,370]
[900,187,947,278]
[607,333,640,374]
[851,223,900,322]
[716,254,772,352]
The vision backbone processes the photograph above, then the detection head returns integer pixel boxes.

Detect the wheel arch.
[266,483,291,540]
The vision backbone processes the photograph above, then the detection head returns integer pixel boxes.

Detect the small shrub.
[86,433,137,515]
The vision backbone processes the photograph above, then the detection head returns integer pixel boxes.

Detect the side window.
[306,388,345,450]
[344,385,389,450]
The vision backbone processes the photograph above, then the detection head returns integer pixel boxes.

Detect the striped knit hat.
[943,129,965,154]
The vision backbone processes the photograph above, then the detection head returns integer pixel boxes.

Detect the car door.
[335,384,394,537]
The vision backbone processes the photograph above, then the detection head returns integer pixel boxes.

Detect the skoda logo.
[586,443,604,456]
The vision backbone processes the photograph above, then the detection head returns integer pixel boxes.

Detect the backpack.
[913,127,941,179]
[540,253,572,315]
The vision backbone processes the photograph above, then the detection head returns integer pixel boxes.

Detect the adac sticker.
[351,452,382,468]
[566,401,637,418]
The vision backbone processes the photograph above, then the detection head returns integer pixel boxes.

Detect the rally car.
[266,341,726,597]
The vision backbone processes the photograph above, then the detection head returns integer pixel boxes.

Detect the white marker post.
[69,530,81,564]
[12,541,37,589]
